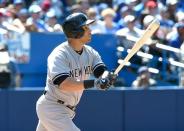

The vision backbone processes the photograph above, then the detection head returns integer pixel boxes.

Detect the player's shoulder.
[84,44,98,53]
[53,41,69,52]
[54,41,68,51]
[84,45,101,56]
[48,41,68,59]
[84,44,93,50]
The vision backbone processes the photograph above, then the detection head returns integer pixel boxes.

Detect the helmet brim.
[86,19,95,25]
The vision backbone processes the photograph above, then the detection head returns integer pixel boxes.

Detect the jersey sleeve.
[91,49,107,78]
[48,51,70,85]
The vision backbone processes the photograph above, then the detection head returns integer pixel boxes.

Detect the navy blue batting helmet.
[62,12,95,38]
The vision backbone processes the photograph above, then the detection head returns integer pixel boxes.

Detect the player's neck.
[68,39,84,51]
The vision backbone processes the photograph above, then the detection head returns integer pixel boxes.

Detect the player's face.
[80,25,92,43]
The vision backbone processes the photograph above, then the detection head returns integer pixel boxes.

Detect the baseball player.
[36,12,117,131]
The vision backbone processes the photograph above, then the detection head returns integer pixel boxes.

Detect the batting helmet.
[62,12,95,39]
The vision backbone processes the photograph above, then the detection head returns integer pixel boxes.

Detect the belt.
[43,91,76,111]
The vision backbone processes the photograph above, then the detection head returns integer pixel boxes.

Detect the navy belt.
[43,91,76,111]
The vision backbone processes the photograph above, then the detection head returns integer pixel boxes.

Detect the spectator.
[12,8,28,33]
[142,15,164,56]
[132,66,157,89]
[70,4,82,13]
[113,2,126,23]
[26,4,46,32]
[176,11,184,23]
[117,5,132,29]
[168,23,184,48]
[41,0,51,13]
[0,9,8,35]
[142,15,166,72]
[143,15,161,47]
[116,14,143,49]
[86,7,105,34]
[13,0,25,13]
[144,0,158,16]
[158,6,174,40]
[6,4,17,23]
[166,0,179,23]
[97,2,109,15]
[126,0,144,17]
[50,0,64,19]
[169,23,184,69]
[116,14,144,68]
[44,10,63,32]
[0,44,21,89]
[101,8,119,34]
[0,8,21,33]
[76,0,90,13]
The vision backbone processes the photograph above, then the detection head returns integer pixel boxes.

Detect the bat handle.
[114,62,126,75]
[114,71,119,75]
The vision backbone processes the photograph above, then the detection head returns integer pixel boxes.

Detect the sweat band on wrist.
[83,80,95,89]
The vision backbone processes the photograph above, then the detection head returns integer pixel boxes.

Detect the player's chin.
[86,36,91,43]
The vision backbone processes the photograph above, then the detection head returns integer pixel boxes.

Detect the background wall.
[0,88,184,131]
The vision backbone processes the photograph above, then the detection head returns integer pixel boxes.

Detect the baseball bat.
[114,19,160,75]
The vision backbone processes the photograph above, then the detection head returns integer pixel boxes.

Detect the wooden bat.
[114,19,160,75]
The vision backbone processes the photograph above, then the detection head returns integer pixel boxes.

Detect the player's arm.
[67,64,107,91]
[55,66,105,92]
[55,64,109,92]
[58,77,85,92]
[51,72,83,92]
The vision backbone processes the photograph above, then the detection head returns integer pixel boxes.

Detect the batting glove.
[94,77,111,90]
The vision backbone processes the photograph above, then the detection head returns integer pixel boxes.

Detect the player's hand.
[94,71,118,90]
[107,71,118,85]
[94,77,111,90]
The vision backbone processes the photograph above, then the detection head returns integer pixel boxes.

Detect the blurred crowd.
[0,0,184,88]
[0,0,182,35]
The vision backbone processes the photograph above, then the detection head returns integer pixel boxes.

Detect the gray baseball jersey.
[45,41,104,107]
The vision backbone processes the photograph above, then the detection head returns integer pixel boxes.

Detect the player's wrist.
[83,80,95,89]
